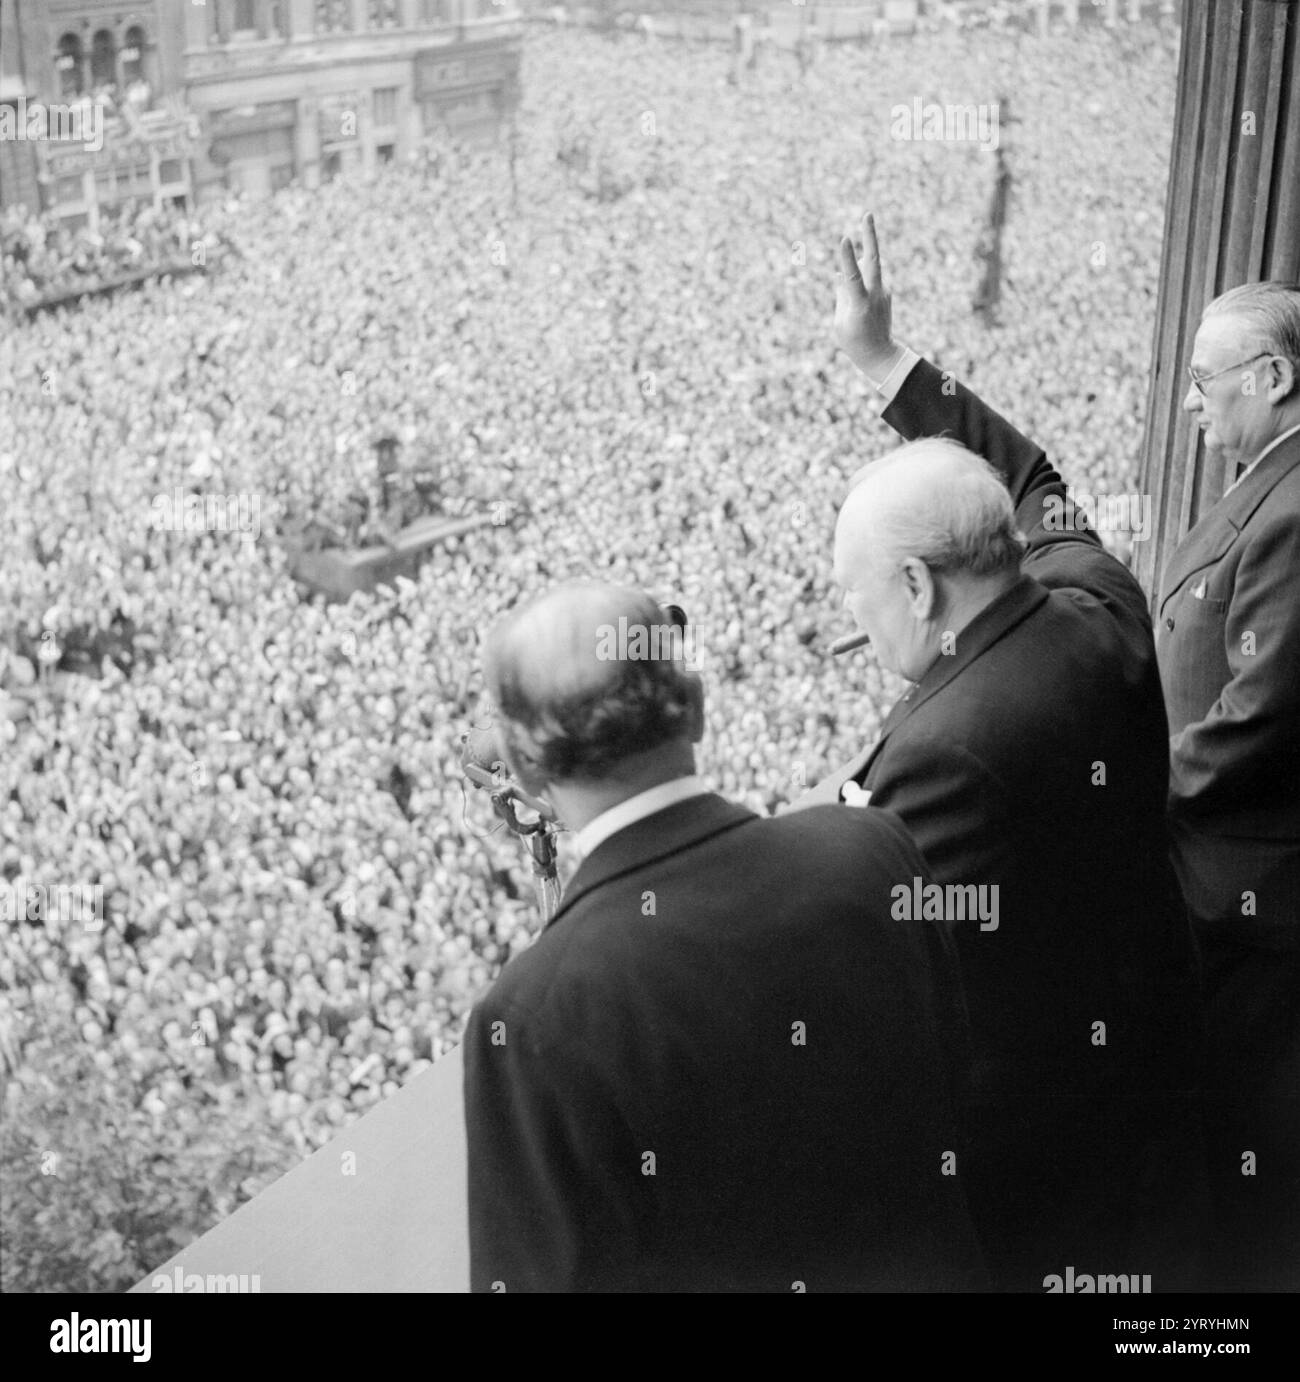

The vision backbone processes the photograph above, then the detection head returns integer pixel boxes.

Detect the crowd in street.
[1,25,1176,1183]
[0,202,216,315]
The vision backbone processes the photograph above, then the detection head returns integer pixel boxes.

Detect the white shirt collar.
[1226,421,1300,494]
[573,775,710,861]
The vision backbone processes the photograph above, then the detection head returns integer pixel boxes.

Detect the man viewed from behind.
[463,580,987,1292]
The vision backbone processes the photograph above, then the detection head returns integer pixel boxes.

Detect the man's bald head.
[836,438,1025,584]
[486,581,701,785]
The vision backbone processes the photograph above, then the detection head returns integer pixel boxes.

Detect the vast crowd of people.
[0,201,215,316]
[0,23,1178,1276]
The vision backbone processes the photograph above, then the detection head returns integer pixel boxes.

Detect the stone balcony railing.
[130,1043,469,1293]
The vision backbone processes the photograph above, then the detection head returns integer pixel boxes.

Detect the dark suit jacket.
[799,360,1203,1284]
[1156,429,1300,946]
[463,793,988,1292]
[1155,430,1300,1290]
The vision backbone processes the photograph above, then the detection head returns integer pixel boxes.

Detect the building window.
[234,0,257,32]
[377,143,394,164]
[421,0,451,23]
[368,0,400,26]
[373,88,398,128]
[122,26,146,87]
[90,29,116,90]
[57,33,84,99]
[420,100,445,136]
[315,1,352,32]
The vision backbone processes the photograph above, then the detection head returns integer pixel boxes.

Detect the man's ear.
[1264,354,1298,405]
[899,556,938,622]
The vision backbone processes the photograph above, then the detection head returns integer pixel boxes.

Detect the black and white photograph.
[0,0,1296,1345]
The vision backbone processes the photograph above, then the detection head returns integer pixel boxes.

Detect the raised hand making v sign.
[833,212,901,382]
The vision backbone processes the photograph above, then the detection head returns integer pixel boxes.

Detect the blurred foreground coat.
[464,794,987,1292]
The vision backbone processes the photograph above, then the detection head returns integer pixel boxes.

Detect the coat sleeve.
[462,991,645,1292]
[1169,511,1300,817]
[864,736,1013,894]
[881,358,1149,628]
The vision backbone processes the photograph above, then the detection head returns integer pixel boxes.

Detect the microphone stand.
[488,790,561,924]
[462,753,562,925]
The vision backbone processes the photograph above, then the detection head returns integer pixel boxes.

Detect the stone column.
[287,0,316,40]
[296,96,321,187]
[184,0,212,50]
[1135,0,1300,597]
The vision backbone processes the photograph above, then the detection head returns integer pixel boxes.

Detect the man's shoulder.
[881,590,1160,773]
[1025,545,1153,643]
[703,803,933,904]
[750,799,917,856]
[490,804,920,966]
[466,928,588,1055]
[1240,462,1300,536]
[1175,440,1300,555]
[555,801,923,909]
[469,804,937,1053]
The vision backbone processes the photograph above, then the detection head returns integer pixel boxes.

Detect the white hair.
[843,437,1026,578]
[1203,281,1300,369]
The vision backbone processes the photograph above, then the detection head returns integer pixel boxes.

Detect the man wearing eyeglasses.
[1163,283,1300,1291]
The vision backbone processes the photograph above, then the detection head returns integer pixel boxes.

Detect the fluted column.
[184,0,211,48]
[1136,0,1300,598]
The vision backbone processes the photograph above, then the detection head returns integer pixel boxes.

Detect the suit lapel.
[1159,433,1300,612]
[546,793,755,930]
[803,577,1048,804]
[862,575,1049,769]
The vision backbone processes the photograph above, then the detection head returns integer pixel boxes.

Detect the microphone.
[460,724,557,822]
[830,630,872,656]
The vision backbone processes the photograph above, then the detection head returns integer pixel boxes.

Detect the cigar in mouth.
[831,630,872,656]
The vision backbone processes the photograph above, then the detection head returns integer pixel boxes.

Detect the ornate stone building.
[2,1,190,226]
[182,1,522,199]
[0,0,521,224]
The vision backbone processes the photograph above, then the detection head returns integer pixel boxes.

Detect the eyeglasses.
[1186,353,1271,397]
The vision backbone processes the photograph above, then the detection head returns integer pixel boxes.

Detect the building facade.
[3,1,191,226]
[0,0,522,225]
[184,0,523,200]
